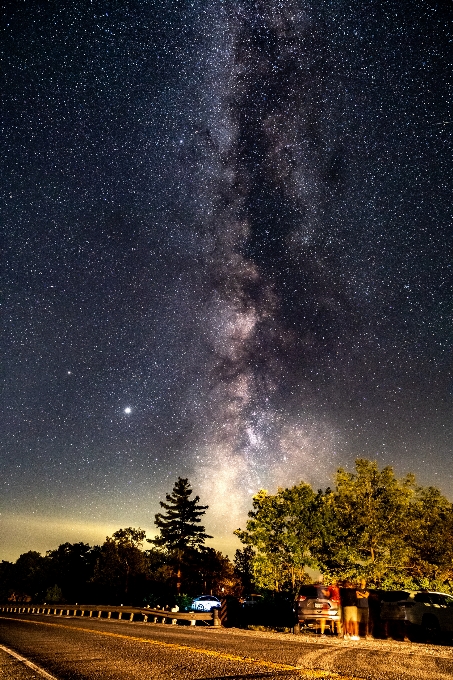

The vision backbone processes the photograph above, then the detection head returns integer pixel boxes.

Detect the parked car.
[295,585,341,633]
[190,595,221,612]
[380,590,453,641]
[241,594,264,606]
[242,593,295,628]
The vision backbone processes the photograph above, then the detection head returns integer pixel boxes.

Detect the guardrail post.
[129,613,134,622]
[107,611,112,619]
[97,610,102,618]
[118,611,122,620]
[220,599,228,626]
[212,608,221,627]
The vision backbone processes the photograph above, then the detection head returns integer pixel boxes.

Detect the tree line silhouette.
[1,460,452,606]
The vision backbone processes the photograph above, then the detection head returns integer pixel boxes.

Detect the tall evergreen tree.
[151,478,212,592]
[152,478,212,552]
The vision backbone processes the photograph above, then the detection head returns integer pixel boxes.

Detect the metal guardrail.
[0,604,220,627]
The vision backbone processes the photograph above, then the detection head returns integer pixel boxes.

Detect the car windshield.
[297,586,318,598]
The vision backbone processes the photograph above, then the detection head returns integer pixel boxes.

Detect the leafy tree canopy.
[328,458,416,579]
[92,527,149,603]
[236,459,453,594]
[235,482,321,590]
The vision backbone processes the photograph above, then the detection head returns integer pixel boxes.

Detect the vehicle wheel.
[406,622,422,642]
[422,615,441,643]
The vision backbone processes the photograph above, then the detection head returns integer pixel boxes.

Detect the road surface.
[0,611,452,679]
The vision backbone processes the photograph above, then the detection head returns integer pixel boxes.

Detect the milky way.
[193,2,344,522]
[2,0,452,559]
[190,0,452,530]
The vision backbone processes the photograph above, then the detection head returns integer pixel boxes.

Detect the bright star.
[124,407,132,414]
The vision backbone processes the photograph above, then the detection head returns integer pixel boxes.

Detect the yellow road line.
[1,616,363,679]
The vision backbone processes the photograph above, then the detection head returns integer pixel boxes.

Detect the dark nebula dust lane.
[1,0,452,557]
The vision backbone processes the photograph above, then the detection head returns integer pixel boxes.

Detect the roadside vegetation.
[1,459,452,605]
[235,459,453,594]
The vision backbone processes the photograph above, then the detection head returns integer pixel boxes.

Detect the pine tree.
[151,478,212,593]
[152,478,212,552]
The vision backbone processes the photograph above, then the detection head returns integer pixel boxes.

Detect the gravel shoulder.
[206,625,453,658]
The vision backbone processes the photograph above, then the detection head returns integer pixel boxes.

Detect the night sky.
[2,0,452,562]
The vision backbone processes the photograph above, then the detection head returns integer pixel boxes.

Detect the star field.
[1,0,452,561]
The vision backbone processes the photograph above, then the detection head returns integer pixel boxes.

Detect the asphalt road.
[0,612,452,680]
